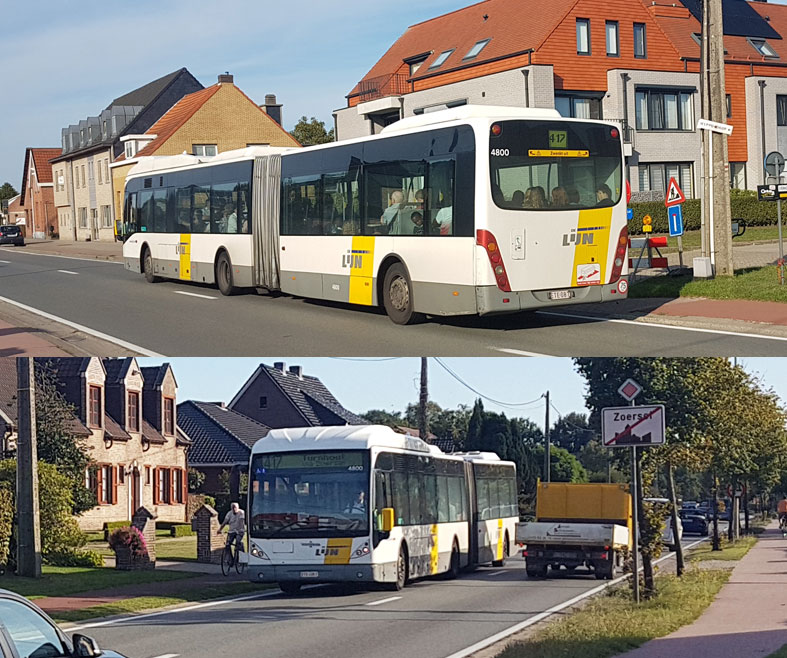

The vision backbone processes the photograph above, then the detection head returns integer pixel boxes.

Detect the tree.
[533,445,588,483]
[360,409,402,427]
[550,411,593,454]
[290,116,335,146]
[188,467,205,492]
[0,183,17,202]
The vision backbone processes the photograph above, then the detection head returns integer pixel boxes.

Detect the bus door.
[465,461,479,567]
[252,155,282,290]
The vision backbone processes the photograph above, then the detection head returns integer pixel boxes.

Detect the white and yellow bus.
[122,105,628,324]
[245,425,517,593]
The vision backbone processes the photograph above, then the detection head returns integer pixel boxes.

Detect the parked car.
[0,225,24,246]
[681,501,699,510]
[679,509,710,535]
[0,588,126,658]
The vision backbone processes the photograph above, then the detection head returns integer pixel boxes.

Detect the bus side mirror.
[381,508,395,532]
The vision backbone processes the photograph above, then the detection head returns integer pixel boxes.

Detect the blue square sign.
[668,204,684,237]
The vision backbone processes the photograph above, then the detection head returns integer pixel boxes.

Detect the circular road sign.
[765,151,786,179]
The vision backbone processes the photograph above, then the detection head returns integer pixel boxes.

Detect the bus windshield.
[249,451,370,539]
[489,120,622,211]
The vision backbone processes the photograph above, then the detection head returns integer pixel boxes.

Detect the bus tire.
[445,541,461,580]
[492,534,509,567]
[388,544,408,591]
[382,263,424,325]
[142,247,159,283]
[216,251,237,296]
[279,582,302,595]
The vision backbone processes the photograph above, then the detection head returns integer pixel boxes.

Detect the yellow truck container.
[536,481,632,528]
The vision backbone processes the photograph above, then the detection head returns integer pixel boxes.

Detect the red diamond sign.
[618,378,642,402]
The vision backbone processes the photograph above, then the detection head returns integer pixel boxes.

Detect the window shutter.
[112,466,118,505]
[96,466,103,504]
[182,469,188,504]
[153,468,159,505]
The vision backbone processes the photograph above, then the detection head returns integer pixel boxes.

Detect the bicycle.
[779,516,787,538]
[221,531,246,576]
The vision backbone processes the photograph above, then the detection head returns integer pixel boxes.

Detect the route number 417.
[549,131,568,147]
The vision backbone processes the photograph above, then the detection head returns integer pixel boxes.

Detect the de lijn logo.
[341,249,371,269]
[562,226,603,247]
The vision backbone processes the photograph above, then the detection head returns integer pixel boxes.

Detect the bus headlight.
[250,542,269,560]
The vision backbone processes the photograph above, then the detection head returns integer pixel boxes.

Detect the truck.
[519,481,632,580]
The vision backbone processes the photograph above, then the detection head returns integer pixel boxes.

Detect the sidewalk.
[0,318,68,356]
[20,238,122,261]
[614,523,787,658]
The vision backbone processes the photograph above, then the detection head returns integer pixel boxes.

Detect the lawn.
[689,535,757,562]
[766,645,787,658]
[641,225,781,254]
[0,566,195,599]
[630,266,787,303]
[85,535,197,561]
[497,568,731,658]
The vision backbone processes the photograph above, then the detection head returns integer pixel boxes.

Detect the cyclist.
[778,496,787,534]
[218,502,246,565]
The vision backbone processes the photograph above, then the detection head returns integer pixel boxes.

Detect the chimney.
[218,72,234,84]
[262,94,283,126]
[289,365,303,380]
[273,362,286,372]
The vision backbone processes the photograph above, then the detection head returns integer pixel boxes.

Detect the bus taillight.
[609,226,629,284]
[477,229,511,292]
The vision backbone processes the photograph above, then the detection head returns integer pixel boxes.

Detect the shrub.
[0,482,12,569]
[103,520,132,542]
[204,495,216,508]
[108,526,149,560]
[45,549,104,567]
[170,524,194,538]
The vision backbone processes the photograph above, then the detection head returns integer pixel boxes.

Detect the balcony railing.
[357,73,409,103]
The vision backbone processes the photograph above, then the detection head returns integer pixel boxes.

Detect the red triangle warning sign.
[665,177,686,207]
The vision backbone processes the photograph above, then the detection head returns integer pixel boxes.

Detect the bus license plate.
[300,571,319,578]
[549,290,574,301]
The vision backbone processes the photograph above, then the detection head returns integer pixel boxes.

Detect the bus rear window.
[489,120,622,211]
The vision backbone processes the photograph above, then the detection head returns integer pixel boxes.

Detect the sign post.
[764,151,786,285]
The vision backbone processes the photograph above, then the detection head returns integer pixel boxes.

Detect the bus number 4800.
[490,149,509,157]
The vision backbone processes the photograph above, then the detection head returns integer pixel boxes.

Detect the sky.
[0,0,463,190]
[136,357,787,431]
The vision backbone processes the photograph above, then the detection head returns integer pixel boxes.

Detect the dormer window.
[750,38,778,58]
[463,39,491,61]
[128,391,140,432]
[89,385,102,428]
[410,60,425,76]
[125,141,136,159]
[429,49,454,70]
[164,397,174,435]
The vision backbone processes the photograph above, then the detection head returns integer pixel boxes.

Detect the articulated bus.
[245,425,517,593]
[122,105,628,324]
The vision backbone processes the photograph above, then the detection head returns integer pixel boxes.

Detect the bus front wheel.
[382,263,424,325]
[216,251,237,296]
[142,247,159,283]
[389,545,408,591]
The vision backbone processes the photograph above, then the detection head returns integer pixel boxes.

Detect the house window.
[730,163,747,190]
[777,96,787,126]
[102,120,108,138]
[85,467,96,493]
[101,205,112,228]
[81,165,86,188]
[555,95,602,119]
[463,39,491,61]
[100,464,113,504]
[192,145,217,156]
[634,23,647,58]
[606,21,619,56]
[174,469,184,504]
[638,163,693,198]
[259,396,268,409]
[726,94,732,119]
[409,59,427,76]
[635,89,693,131]
[750,38,778,58]
[164,398,175,435]
[91,208,98,228]
[576,18,591,55]
[428,49,454,70]
[158,468,171,504]
[97,161,102,184]
[128,391,140,432]
[89,385,102,428]
[145,466,151,485]
[104,159,110,182]
[125,142,135,159]
[78,207,87,228]
[118,465,125,485]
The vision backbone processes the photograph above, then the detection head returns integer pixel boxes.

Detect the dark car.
[0,225,24,246]
[0,588,126,658]
[679,509,709,535]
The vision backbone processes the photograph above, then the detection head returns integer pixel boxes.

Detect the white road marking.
[173,291,218,300]
[443,538,709,658]
[0,295,164,357]
[537,309,787,342]
[494,348,554,357]
[57,270,79,275]
[0,248,123,265]
[365,596,402,606]
[0,260,10,264]
[150,654,179,658]
[486,570,507,576]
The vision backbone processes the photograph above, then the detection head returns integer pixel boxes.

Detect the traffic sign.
[668,205,684,237]
[757,184,787,202]
[765,151,785,179]
[602,405,666,447]
[727,483,746,498]
[665,178,686,207]
[617,378,642,402]
[697,118,734,136]
[642,215,653,233]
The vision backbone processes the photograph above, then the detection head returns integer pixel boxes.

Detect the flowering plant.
[108,526,149,559]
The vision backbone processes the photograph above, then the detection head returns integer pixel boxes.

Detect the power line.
[433,358,544,409]
[550,401,595,434]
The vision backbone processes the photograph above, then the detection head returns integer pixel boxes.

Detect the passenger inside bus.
[595,183,614,207]
[435,189,453,235]
[524,186,547,209]
[510,189,525,208]
[551,186,568,208]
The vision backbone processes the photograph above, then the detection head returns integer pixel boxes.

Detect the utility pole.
[16,357,42,578]
[543,391,550,483]
[418,357,429,442]
[700,0,710,259]
[708,0,734,275]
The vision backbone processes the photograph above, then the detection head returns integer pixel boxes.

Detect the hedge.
[628,189,779,235]
[45,549,104,568]
[103,520,131,542]
[170,524,195,538]
[0,483,12,569]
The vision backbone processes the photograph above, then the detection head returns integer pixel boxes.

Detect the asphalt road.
[74,538,704,658]
[2,249,785,356]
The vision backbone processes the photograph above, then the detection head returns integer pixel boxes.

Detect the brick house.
[110,73,300,225]
[5,195,27,233]
[0,358,190,531]
[335,0,787,197]
[19,148,60,239]
[50,68,203,242]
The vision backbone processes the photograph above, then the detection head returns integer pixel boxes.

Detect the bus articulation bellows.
[245,425,518,592]
[122,105,628,324]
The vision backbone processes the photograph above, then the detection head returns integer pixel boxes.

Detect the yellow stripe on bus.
[496,519,504,561]
[571,207,613,287]
[179,234,192,281]
[323,538,353,565]
[430,524,439,574]
[348,236,375,306]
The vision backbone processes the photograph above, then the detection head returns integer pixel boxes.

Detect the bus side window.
[238,182,250,234]
[427,159,455,237]
[374,471,390,532]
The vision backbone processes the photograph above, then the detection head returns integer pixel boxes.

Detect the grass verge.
[53,582,274,623]
[766,645,787,658]
[0,566,196,599]
[689,535,757,562]
[642,225,780,254]
[497,568,731,658]
[154,536,198,561]
[630,266,787,303]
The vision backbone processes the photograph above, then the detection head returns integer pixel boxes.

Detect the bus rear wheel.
[492,535,509,567]
[142,247,159,283]
[445,542,461,580]
[216,251,237,296]
[382,263,424,325]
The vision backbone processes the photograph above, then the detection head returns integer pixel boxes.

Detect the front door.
[131,468,141,516]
